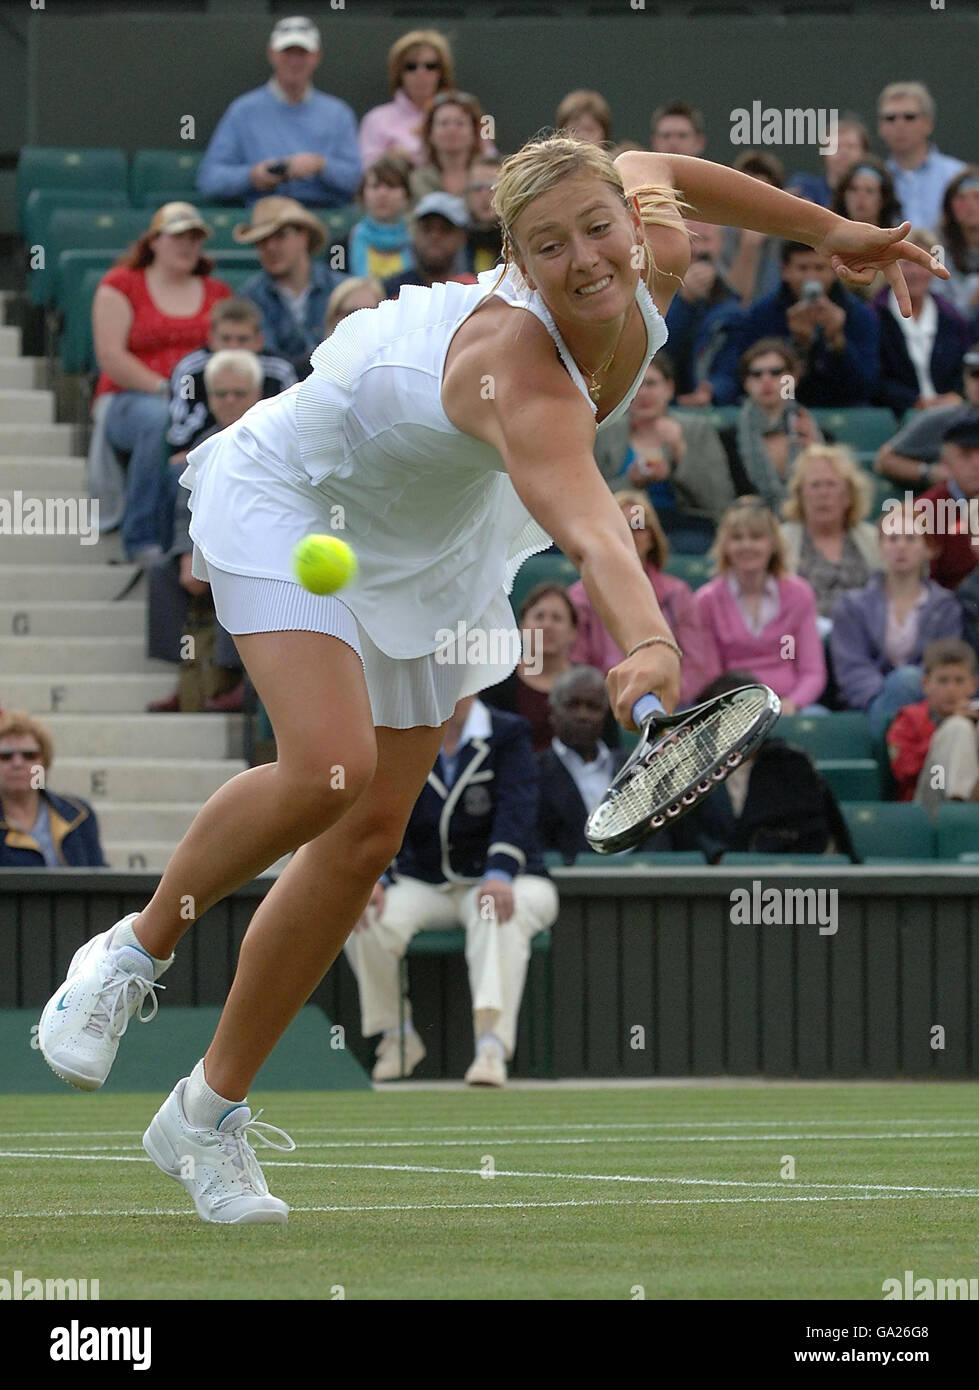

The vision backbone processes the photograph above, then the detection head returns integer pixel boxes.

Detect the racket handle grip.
[632,693,665,726]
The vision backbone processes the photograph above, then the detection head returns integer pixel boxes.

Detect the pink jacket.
[694,572,826,706]
[568,566,722,707]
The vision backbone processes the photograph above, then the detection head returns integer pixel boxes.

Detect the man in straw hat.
[196,14,361,209]
[235,196,347,376]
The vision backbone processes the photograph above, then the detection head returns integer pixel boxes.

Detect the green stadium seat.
[22,187,129,259]
[568,850,707,868]
[312,204,362,251]
[956,852,979,865]
[59,265,107,374]
[193,207,250,250]
[810,407,898,453]
[130,150,204,207]
[816,758,882,801]
[55,248,122,320]
[934,803,979,859]
[218,268,260,297]
[17,147,128,231]
[776,712,872,760]
[721,852,853,866]
[673,405,740,429]
[841,801,935,861]
[510,552,579,613]
[663,553,712,589]
[35,208,147,307]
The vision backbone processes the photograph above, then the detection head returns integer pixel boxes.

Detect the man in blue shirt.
[196,14,361,209]
[877,81,965,232]
[711,241,879,407]
[234,196,347,376]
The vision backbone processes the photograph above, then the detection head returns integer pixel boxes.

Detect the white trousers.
[913,715,979,814]
[344,874,559,1057]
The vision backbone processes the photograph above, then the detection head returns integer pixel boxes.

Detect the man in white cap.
[382,192,477,298]
[197,15,361,209]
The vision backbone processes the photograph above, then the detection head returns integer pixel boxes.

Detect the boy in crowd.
[887,638,979,811]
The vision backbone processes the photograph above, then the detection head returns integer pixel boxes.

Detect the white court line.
[4,1148,975,1196]
[0,1117,971,1140]
[6,1130,979,1153]
[3,1191,979,1220]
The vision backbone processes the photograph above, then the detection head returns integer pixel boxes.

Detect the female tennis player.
[39,135,947,1223]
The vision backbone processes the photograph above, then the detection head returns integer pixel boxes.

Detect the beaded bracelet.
[626,635,683,662]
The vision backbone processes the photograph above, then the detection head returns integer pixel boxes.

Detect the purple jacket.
[829,571,963,710]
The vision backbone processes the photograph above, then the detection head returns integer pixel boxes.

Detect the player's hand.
[815,220,950,315]
[607,641,682,729]
[478,877,514,924]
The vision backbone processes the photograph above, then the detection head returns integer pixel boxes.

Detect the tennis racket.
[584,683,781,854]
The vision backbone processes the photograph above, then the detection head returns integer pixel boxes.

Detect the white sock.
[112,916,171,977]
[476,1033,506,1058]
[182,1059,247,1130]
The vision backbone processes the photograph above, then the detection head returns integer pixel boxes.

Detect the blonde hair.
[490,134,689,295]
[324,276,385,336]
[0,710,53,771]
[387,30,455,96]
[782,443,871,531]
[711,497,788,577]
[612,487,671,570]
[878,81,935,121]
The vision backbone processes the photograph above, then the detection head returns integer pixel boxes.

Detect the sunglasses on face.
[882,112,922,122]
[746,366,783,379]
[404,61,440,71]
[0,748,42,762]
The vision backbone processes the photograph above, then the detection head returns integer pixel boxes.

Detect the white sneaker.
[142,1077,295,1225]
[465,1042,507,1088]
[38,914,171,1091]
[372,1029,426,1081]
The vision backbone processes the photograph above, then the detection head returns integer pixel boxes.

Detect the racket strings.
[592,694,766,835]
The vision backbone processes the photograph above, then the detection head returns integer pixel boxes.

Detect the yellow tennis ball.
[293,534,358,595]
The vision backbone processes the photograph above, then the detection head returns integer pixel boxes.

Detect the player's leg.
[198,719,448,1100]
[38,628,376,1091]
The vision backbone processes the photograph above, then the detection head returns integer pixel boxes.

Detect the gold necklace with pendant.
[573,304,631,403]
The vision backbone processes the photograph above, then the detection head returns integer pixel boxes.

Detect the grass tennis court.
[2,1084,977,1301]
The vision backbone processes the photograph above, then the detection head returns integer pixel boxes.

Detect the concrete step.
[0,635,168,674]
[39,712,236,759]
[0,530,122,563]
[0,326,22,358]
[91,801,205,842]
[0,358,47,390]
[0,564,141,601]
[0,458,86,491]
[0,673,175,713]
[101,841,288,874]
[52,756,246,803]
[0,423,76,454]
[0,600,144,637]
[0,389,54,424]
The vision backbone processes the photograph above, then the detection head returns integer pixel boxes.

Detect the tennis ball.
[293,534,358,595]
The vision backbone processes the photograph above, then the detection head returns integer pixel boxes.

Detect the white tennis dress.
[178,263,668,728]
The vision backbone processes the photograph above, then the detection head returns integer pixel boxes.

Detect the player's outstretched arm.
[493,366,682,723]
[613,150,950,316]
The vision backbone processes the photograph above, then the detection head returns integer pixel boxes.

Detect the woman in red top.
[92,202,230,563]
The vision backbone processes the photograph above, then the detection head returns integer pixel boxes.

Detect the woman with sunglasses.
[357,30,454,169]
[39,135,948,1224]
[0,712,107,868]
[718,337,825,510]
